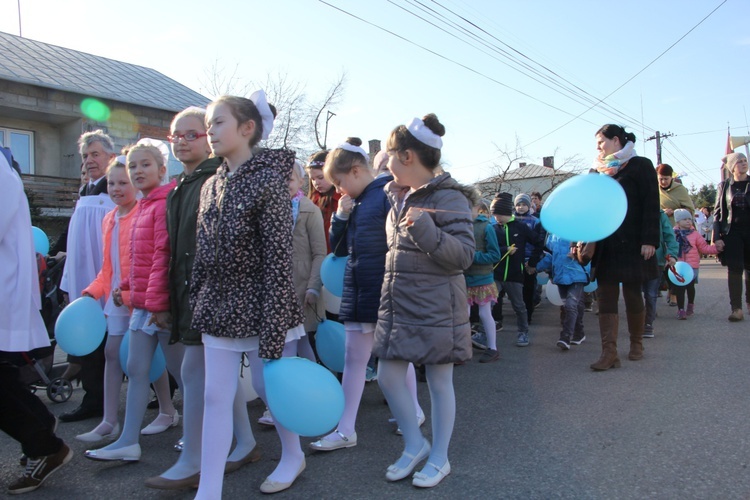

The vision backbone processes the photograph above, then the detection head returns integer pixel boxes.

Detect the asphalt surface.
[2,260,749,499]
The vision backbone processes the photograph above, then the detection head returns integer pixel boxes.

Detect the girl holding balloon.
[590,124,659,371]
[671,209,718,319]
[190,92,306,496]
[76,157,136,443]
[374,114,476,488]
[84,141,184,461]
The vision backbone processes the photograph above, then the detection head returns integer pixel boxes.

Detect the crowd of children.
[10,102,732,497]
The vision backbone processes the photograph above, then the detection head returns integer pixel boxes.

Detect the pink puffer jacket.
[120,181,175,312]
[675,227,717,269]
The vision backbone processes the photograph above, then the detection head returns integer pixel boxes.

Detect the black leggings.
[674,281,696,309]
[722,226,750,309]
[597,281,644,315]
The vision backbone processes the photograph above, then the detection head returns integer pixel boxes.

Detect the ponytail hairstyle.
[387,113,445,170]
[210,96,277,148]
[323,137,369,184]
[596,124,636,148]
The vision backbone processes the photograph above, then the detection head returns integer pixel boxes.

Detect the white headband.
[136,138,170,166]
[336,142,370,164]
[249,90,274,140]
[407,117,443,149]
[115,155,127,165]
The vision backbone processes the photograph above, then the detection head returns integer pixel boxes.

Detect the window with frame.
[0,128,35,174]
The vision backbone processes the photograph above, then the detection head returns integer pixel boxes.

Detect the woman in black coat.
[590,125,660,371]
[712,152,750,321]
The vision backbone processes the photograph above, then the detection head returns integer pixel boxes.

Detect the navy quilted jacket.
[329,174,392,323]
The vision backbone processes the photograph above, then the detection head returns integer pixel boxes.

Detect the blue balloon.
[541,174,627,242]
[55,297,106,356]
[315,320,346,373]
[32,226,49,255]
[119,330,167,383]
[668,261,695,286]
[264,357,344,437]
[584,279,598,293]
[536,272,549,285]
[320,254,348,297]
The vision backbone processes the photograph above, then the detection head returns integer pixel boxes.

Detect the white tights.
[378,359,455,479]
[470,302,497,350]
[195,341,303,499]
[100,330,183,450]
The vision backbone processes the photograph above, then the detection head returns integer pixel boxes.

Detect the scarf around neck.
[675,227,693,259]
[594,141,637,176]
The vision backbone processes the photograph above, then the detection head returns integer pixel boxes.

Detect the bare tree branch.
[313,73,346,150]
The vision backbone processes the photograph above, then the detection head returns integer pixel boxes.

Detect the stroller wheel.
[47,377,73,403]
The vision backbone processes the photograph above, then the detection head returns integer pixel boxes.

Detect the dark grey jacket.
[373,173,477,365]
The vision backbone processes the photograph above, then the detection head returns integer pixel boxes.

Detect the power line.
[318,0,601,123]
[426,0,657,133]
[521,0,728,149]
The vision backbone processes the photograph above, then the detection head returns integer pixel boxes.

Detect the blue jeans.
[496,281,528,334]
[642,276,660,327]
[558,283,584,341]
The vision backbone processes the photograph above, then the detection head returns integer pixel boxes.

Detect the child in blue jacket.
[536,234,591,350]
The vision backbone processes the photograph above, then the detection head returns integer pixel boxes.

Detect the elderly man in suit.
[58,130,116,422]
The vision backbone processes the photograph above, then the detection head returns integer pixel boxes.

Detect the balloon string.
[493,244,516,269]
[416,208,474,215]
[309,303,325,323]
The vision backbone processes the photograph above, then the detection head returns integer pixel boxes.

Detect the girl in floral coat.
[190,92,305,497]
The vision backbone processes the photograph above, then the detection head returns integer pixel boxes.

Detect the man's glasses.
[167,132,207,143]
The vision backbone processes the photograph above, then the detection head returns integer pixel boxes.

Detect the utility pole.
[17,0,22,37]
[645,130,673,165]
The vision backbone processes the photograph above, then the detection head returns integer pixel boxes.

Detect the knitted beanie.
[491,192,514,216]
[514,193,532,207]
[674,208,692,223]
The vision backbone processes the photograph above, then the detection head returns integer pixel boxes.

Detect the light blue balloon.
[668,261,695,286]
[584,279,598,293]
[119,330,167,383]
[32,226,49,255]
[537,272,549,285]
[264,357,344,437]
[55,297,106,356]
[315,320,346,373]
[540,174,627,242]
[320,253,348,297]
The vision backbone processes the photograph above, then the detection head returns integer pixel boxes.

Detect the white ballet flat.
[141,412,180,435]
[76,422,121,443]
[84,443,141,462]
[385,439,431,481]
[412,460,451,488]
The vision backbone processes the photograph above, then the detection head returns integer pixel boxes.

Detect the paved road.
[2,260,749,499]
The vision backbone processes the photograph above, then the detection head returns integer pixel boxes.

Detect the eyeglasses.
[166,132,207,143]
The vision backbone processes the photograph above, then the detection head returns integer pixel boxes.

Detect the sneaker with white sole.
[8,443,73,494]
[365,366,378,382]
[516,332,529,347]
[471,331,488,350]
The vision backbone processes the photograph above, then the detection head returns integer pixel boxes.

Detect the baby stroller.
[9,255,73,403]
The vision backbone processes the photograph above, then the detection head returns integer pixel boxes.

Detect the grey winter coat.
[373,173,477,365]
